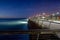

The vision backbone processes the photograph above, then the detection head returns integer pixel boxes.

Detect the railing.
[37,20,60,29]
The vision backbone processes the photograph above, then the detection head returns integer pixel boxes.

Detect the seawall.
[28,19,60,40]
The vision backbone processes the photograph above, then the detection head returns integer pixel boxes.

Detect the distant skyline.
[0,0,60,18]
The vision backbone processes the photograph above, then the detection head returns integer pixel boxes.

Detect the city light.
[52,13,55,16]
[42,16,45,19]
[56,12,59,15]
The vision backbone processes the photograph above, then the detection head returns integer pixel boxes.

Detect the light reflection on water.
[0,18,29,40]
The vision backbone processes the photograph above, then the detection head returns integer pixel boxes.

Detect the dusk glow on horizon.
[0,0,60,18]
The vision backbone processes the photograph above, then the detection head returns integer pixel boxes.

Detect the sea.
[0,18,29,40]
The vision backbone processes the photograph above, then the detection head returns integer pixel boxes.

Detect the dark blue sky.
[0,0,60,18]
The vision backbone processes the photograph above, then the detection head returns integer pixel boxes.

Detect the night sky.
[0,0,60,18]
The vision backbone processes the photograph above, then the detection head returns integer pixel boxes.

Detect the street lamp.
[41,16,45,20]
[42,12,45,15]
[52,13,55,16]
[42,16,45,19]
[56,12,59,15]
[56,12,59,20]
[52,13,55,20]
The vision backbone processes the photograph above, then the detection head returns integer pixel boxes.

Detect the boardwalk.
[29,17,60,39]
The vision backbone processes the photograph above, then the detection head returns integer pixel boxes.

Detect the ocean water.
[0,18,29,40]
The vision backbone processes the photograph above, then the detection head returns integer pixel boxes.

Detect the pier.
[28,13,60,40]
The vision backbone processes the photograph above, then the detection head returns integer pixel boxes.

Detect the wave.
[0,18,28,25]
